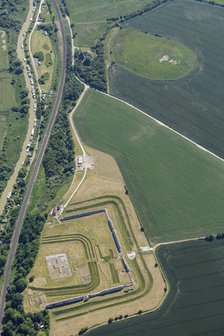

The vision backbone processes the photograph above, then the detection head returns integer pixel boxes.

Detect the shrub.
[33,51,44,62]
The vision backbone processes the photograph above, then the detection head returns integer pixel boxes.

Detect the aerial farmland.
[89,239,224,336]
[1,0,224,335]
[108,0,224,158]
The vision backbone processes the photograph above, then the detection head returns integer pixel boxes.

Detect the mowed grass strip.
[108,28,196,80]
[65,0,153,47]
[75,89,224,244]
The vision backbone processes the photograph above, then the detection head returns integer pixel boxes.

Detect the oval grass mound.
[109,28,196,80]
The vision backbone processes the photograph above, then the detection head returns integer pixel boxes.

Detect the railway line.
[0,0,67,328]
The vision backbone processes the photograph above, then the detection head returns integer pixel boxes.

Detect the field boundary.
[100,90,224,163]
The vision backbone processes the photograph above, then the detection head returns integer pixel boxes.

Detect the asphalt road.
[0,0,67,329]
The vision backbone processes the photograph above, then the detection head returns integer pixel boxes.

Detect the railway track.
[0,0,67,328]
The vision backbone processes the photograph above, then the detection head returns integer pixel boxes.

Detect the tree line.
[0,0,27,31]
[1,35,83,336]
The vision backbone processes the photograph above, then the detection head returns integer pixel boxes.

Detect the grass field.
[109,0,224,159]
[39,3,53,23]
[89,239,224,336]
[47,199,156,335]
[0,33,16,112]
[65,0,152,47]
[4,112,28,168]
[44,145,164,335]
[31,29,55,91]
[107,28,196,80]
[74,89,224,244]
[25,206,132,310]
[0,73,16,111]
[0,115,7,150]
[0,30,28,194]
[25,171,162,334]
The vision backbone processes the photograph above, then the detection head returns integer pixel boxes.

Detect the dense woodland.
[2,214,50,336]
[74,43,107,92]
[43,69,83,201]
[0,0,27,30]
[43,35,83,203]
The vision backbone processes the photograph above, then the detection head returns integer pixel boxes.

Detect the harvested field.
[109,0,224,158]
[74,89,224,243]
[88,239,224,336]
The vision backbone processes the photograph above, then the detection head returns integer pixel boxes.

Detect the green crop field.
[208,0,224,3]
[65,0,152,47]
[108,0,224,159]
[75,89,224,244]
[45,53,53,67]
[107,28,196,80]
[89,239,224,336]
